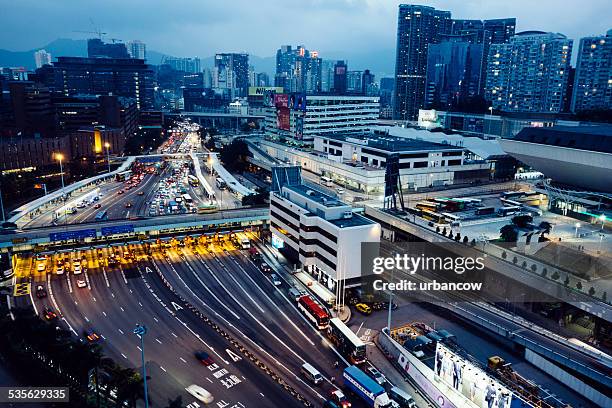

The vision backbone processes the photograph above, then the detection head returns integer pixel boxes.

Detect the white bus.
[441,212,461,224]
[320,176,333,187]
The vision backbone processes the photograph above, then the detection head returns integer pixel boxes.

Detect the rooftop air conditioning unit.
[306,190,315,196]
[343,210,353,219]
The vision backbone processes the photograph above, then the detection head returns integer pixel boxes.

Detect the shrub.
[501,251,507,260]
[463,236,469,244]
[512,256,518,264]
[589,287,596,296]
[576,281,583,290]
[530,264,538,273]
[541,268,548,278]
[551,271,560,280]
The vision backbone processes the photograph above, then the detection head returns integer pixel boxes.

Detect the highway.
[17,247,308,407]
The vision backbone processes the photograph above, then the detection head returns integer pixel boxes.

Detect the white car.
[76,279,87,288]
[56,266,64,275]
[336,188,344,194]
[73,265,82,275]
[36,263,46,272]
[185,385,214,404]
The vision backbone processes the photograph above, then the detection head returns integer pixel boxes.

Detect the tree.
[589,287,596,296]
[454,232,461,241]
[530,264,538,273]
[219,139,250,172]
[470,238,476,247]
[521,261,527,269]
[512,256,518,264]
[501,251,507,259]
[538,221,552,235]
[166,396,185,408]
[500,225,518,242]
[551,271,560,280]
[463,236,469,244]
[204,136,216,151]
[541,268,548,278]
[576,281,583,290]
[511,215,533,228]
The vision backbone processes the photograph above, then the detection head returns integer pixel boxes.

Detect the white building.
[127,40,146,60]
[264,95,379,145]
[270,176,380,290]
[34,49,52,68]
[260,131,491,193]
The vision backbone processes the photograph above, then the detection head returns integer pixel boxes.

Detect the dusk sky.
[1,0,610,57]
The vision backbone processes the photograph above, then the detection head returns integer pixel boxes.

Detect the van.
[389,386,416,408]
[288,288,304,302]
[301,363,323,385]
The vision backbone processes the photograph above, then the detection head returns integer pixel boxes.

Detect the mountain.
[0,38,87,69]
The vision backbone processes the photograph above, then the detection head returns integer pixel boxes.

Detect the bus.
[197,204,218,214]
[182,193,193,204]
[476,207,495,216]
[501,191,525,199]
[421,209,447,224]
[216,177,227,190]
[441,212,461,224]
[297,295,330,330]
[320,176,333,187]
[415,202,439,212]
[497,206,521,217]
[328,317,366,364]
[115,170,132,182]
[188,175,199,187]
[95,210,108,221]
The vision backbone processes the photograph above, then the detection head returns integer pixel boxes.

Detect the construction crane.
[73,18,107,39]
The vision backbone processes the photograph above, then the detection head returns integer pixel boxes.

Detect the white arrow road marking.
[171,301,183,311]
[225,349,242,362]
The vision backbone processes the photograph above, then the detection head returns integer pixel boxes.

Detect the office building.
[256,72,270,87]
[162,56,201,73]
[213,53,249,97]
[379,77,394,119]
[393,4,452,121]
[269,166,381,289]
[332,61,348,95]
[127,40,146,60]
[182,88,229,111]
[346,71,362,95]
[320,60,335,93]
[184,73,204,89]
[571,29,612,112]
[54,56,155,110]
[87,38,129,59]
[34,49,52,68]
[274,45,322,93]
[264,95,379,144]
[486,31,573,113]
[425,35,483,109]
[7,81,55,137]
[362,70,375,96]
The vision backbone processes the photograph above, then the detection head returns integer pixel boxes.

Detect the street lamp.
[104,142,111,174]
[599,214,606,230]
[133,324,149,408]
[55,153,65,194]
[575,222,581,238]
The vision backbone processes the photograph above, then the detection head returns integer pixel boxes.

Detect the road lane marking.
[260,393,265,397]
[139,302,143,307]
[120,306,125,312]
[85,271,91,290]
[155,338,162,344]
[137,346,142,351]
[179,357,186,363]
[111,292,115,298]
[118,328,124,334]
[209,254,265,314]
[47,274,62,315]
[84,316,89,323]
[102,311,107,317]
[160,366,167,372]
[66,273,73,293]
[120,267,128,284]
[121,353,127,359]
[153,316,158,322]
[171,332,178,338]
[206,377,213,383]
[102,267,110,287]
[62,317,78,336]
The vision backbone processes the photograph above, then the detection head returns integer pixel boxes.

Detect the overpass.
[244,139,282,172]
[1,207,269,253]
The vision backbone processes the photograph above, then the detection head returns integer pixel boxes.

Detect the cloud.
[0,0,609,59]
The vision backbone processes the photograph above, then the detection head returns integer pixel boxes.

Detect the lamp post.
[0,183,5,223]
[55,153,65,192]
[133,324,149,408]
[104,142,111,174]
[599,214,606,230]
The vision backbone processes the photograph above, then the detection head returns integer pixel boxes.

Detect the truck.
[343,365,395,408]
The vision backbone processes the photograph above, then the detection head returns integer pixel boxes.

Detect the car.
[85,329,100,343]
[94,203,101,209]
[185,385,214,404]
[355,303,372,315]
[137,191,144,196]
[36,263,46,272]
[117,190,124,195]
[35,285,47,298]
[43,307,57,321]
[336,188,345,194]
[330,390,352,408]
[125,202,132,208]
[365,366,386,386]
[56,266,64,275]
[194,351,214,366]
[76,279,87,288]
[73,265,82,275]
[259,261,272,273]
[270,273,282,286]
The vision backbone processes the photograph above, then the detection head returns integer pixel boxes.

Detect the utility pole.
[133,324,149,408]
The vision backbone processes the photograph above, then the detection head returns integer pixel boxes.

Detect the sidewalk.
[368,333,435,408]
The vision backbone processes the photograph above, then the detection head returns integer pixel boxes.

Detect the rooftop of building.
[328,212,376,228]
[320,133,463,153]
[283,184,345,208]
[513,126,612,154]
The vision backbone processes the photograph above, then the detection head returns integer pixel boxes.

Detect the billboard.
[434,343,514,408]
[274,93,289,108]
[263,90,275,107]
[276,107,290,131]
[288,92,307,111]
[295,115,304,140]
[249,86,283,96]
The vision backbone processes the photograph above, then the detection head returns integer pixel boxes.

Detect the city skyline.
[1,0,610,62]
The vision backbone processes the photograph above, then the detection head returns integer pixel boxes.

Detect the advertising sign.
[263,90,275,107]
[49,229,97,242]
[288,92,307,111]
[101,224,135,236]
[274,93,289,108]
[397,352,457,408]
[295,115,304,140]
[249,86,283,96]
[434,343,514,408]
[277,107,290,131]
